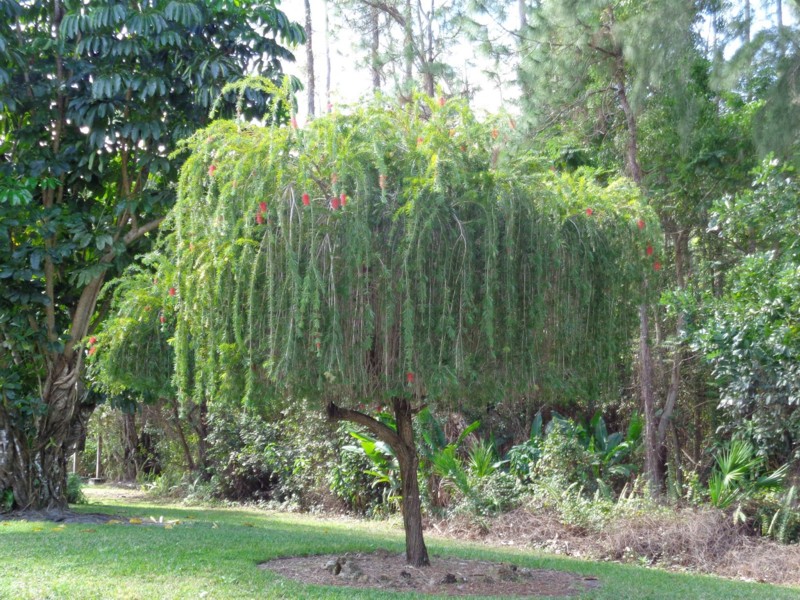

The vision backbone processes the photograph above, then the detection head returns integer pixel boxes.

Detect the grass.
[0,487,797,599]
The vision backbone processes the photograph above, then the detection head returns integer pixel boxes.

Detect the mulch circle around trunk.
[0,509,119,524]
[260,550,601,597]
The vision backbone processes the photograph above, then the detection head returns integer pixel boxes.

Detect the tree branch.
[122,216,165,246]
[326,401,402,448]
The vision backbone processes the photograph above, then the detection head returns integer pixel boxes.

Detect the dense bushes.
[124,400,799,547]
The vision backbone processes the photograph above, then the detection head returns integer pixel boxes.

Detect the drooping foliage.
[165,93,657,415]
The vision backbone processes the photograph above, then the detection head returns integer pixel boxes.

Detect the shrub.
[66,473,86,504]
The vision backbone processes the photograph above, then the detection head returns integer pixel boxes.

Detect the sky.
[281,0,516,123]
[281,0,793,124]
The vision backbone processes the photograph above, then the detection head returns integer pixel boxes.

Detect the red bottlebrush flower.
[491,128,499,139]
[88,346,97,356]
[586,208,593,216]
[302,193,310,206]
[168,287,176,297]
[637,219,646,230]
[208,164,216,176]
[379,174,386,189]
[654,261,662,271]
[417,136,424,146]
[259,201,267,213]
[256,212,265,224]
[340,192,347,207]
[438,96,445,107]
[331,173,338,185]
[290,117,298,129]
[406,371,415,383]
[89,336,97,345]
[160,315,166,324]
[330,196,340,210]
[646,245,654,256]
[315,341,321,350]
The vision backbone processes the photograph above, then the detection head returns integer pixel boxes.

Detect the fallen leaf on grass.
[107,520,121,525]
[129,518,142,524]
[32,526,44,532]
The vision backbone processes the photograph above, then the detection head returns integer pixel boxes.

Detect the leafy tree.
[694,160,800,462]
[167,92,652,565]
[0,0,303,510]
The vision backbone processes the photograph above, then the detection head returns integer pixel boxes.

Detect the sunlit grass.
[0,487,796,599]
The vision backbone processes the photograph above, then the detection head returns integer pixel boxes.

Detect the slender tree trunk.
[304,0,315,117]
[370,5,381,91]
[744,0,751,44]
[423,0,435,96]
[324,0,332,110]
[404,0,413,90]
[615,58,662,495]
[96,432,103,479]
[168,397,195,472]
[327,398,430,567]
[640,302,664,497]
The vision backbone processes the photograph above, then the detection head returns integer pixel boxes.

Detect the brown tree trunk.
[168,397,195,472]
[0,356,95,511]
[640,302,664,497]
[393,397,430,566]
[327,398,430,567]
[122,411,139,481]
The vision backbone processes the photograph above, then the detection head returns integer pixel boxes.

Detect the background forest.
[2,0,800,577]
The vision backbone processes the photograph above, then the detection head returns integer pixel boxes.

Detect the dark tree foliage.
[0,0,303,510]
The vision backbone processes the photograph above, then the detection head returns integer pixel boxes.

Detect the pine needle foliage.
[165,92,656,415]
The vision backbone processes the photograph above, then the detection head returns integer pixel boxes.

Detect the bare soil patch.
[260,550,600,597]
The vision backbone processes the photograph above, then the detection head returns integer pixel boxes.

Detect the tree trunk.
[304,0,315,117]
[393,397,430,566]
[121,410,139,481]
[324,0,332,111]
[404,0,413,91]
[370,5,381,91]
[168,397,195,472]
[0,356,95,511]
[640,302,664,497]
[327,398,430,567]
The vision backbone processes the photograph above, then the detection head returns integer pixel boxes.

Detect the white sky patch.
[282,0,519,123]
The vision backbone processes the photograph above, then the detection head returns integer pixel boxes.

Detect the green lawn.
[0,491,796,599]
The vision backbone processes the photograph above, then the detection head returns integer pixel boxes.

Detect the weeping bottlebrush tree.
[164,91,656,566]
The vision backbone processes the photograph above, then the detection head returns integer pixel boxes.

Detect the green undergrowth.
[0,490,796,599]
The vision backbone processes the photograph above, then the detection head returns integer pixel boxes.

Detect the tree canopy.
[164,95,656,415]
[0,0,303,510]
